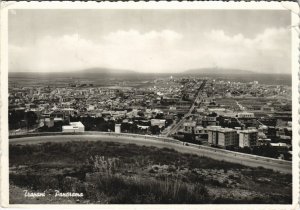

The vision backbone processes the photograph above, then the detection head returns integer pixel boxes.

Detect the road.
[235,100,246,111]
[9,123,43,136]
[9,133,292,174]
[165,80,207,137]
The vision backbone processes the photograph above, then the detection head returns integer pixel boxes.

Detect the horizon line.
[8,71,292,75]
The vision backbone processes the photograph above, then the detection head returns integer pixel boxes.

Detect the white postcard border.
[0,1,299,209]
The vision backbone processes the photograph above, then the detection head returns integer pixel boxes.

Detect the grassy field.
[9,140,292,204]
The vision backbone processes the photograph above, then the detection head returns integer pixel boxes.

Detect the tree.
[150,125,160,135]
[177,113,184,119]
[137,111,144,117]
[165,119,173,127]
[25,111,38,128]
[9,110,25,129]
[155,113,164,119]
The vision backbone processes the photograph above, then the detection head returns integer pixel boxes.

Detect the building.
[88,105,95,111]
[202,115,218,127]
[62,121,85,133]
[207,126,222,146]
[270,142,288,149]
[218,128,239,148]
[239,129,258,148]
[61,108,75,116]
[258,138,271,146]
[261,105,274,112]
[54,117,63,122]
[207,126,238,148]
[194,126,205,134]
[115,124,121,133]
[151,119,166,128]
[208,108,226,112]
[44,117,54,128]
[237,112,254,118]
[183,121,196,133]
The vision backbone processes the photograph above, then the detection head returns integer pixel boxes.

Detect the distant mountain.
[9,67,256,75]
[78,68,137,75]
[183,68,255,75]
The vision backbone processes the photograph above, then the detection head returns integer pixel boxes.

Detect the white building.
[54,117,63,122]
[237,112,254,118]
[207,126,222,146]
[151,119,166,128]
[62,121,85,133]
[195,126,205,134]
[88,105,95,111]
[208,108,226,112]
[183,121,196,133]
[44,118,54,128]
[218,128,239,148]
[239,129,258,148]
[62,108,75,115]
[115,124,121,133]
[207,126,238,148]
[270,143,288,148]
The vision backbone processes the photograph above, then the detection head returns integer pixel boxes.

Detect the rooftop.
[70,121,84,128]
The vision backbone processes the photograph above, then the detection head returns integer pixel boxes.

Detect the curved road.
[10,134,292,174]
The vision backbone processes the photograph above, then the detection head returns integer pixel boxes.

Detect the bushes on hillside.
[92,174,209,204]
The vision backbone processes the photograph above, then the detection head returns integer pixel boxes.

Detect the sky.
[8,9,291,74]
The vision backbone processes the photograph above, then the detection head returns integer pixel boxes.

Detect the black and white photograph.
[0,1,299,208]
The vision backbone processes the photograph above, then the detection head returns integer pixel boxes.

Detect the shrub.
[92,174,210,204]
[87,155,120,175]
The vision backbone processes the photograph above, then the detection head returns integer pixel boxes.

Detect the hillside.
[184,68,255,75]
[9,140,292,204]
[77,68,137,75]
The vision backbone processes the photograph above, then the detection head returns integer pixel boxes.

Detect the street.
[165,80,207,137]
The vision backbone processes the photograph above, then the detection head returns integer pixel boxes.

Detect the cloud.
[104,29,182,44]
[9,27,291,74]
[200,27,290,73]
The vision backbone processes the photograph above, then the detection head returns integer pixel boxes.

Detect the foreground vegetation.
[9,141,292,204]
